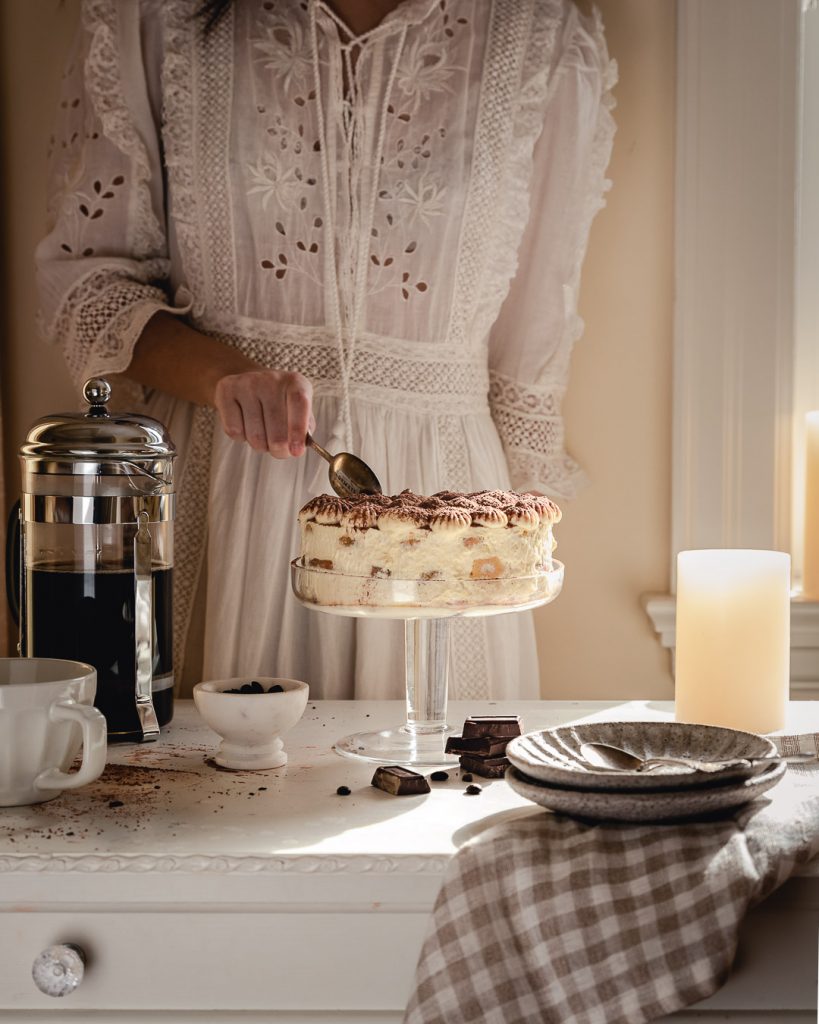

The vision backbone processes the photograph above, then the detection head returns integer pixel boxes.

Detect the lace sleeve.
[488,4,616,499]
[35,0,190,390]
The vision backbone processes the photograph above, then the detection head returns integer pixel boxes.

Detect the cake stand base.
[290,559,564,769]
[334,725,459,767]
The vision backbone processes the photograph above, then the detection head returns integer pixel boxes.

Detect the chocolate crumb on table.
[371,765,431,796]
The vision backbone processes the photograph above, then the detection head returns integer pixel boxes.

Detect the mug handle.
[34,700,107,792]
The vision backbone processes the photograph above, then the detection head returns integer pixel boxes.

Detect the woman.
[36,0,616,700]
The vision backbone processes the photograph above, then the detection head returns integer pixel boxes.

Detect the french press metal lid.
[18,378,176,742]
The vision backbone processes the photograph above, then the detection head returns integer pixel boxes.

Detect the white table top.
[2,699,817,884]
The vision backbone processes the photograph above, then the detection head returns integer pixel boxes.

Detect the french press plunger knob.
[83,377,112,415]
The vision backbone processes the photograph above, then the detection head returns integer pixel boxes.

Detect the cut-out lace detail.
[243,0,473,322]
[82,0,165,258]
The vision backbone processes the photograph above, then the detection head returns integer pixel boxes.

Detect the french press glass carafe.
[17,378,175,742]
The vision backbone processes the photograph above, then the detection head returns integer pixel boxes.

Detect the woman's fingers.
[217,393,245,443]
[239,395,269,453]
[214,370,314,459]
[261,391,290,459]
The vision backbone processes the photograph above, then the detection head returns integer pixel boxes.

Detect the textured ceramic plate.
[506,721,779,792]
[505,761,786,823]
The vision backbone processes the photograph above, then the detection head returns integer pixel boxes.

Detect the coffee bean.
[250,680,264,693]
[464,784,482,796]
[268,684,285,693]
[461,772,473,782]
[336,785,351,796]
[430,771,449,782]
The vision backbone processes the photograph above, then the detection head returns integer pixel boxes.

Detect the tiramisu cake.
[295,489,561,608]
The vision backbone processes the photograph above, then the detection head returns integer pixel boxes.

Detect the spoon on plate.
[305,433,383,499]
[579,741,792,774]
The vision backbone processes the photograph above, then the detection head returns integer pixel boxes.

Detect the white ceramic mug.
[0,658,107,807]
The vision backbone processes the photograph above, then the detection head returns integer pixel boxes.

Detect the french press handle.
[134,510,159,741]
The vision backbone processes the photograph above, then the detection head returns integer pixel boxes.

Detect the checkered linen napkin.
[403,738,819,1024]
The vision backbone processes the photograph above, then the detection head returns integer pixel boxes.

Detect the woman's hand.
[214,369,315,458]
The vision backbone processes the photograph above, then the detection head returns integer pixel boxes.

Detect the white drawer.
[0,911,428,1012]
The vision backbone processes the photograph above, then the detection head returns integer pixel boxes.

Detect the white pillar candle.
[675,550,789,734]
[803,412,819,598]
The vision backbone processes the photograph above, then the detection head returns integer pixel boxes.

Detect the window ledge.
[643,595,819,699]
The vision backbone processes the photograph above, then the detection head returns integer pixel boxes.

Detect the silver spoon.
[579,741,793,774]
[306,433,383,499]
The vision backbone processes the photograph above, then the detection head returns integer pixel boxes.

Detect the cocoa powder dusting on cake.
[428,507,472,532]
[471,507,508,528]
[377,505,431,532]
[342,503,381,530]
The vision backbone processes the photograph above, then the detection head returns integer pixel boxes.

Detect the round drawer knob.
[31,943,86,997]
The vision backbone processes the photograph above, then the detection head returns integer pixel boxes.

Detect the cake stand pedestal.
[290,561,564,767]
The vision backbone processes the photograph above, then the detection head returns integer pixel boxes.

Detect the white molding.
[644,594,819,699]
[672,0,801,573]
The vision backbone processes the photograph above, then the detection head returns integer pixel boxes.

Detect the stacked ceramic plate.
[505,721,786,823]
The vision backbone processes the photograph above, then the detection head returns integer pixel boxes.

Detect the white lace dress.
[36,0,616,700]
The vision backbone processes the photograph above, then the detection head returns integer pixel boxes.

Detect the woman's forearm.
[126,311,259,407]
[126,311,314,458]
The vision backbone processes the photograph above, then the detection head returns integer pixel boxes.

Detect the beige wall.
[0,0,676,697]
[540,0,676,698]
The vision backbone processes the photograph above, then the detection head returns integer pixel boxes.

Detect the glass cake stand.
[290,559,564,766]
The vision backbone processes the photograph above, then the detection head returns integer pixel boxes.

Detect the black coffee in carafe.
[16,378,176,742]
[24,564,174,740]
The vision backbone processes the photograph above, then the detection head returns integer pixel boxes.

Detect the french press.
[15,378,176,742]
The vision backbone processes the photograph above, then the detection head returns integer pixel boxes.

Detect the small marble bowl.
[193,677,309,770]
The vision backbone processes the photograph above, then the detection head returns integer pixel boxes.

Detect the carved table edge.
[0,853,453,874]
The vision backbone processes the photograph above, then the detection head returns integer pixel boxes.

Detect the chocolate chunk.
[445,735,509,757]
[465,784,483,795]
[462,715,522,739]
[336,785,351,796]
[459,754,510,779]
[430,770,450,782]
[371,765,431,796]
[461,772,474,782]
